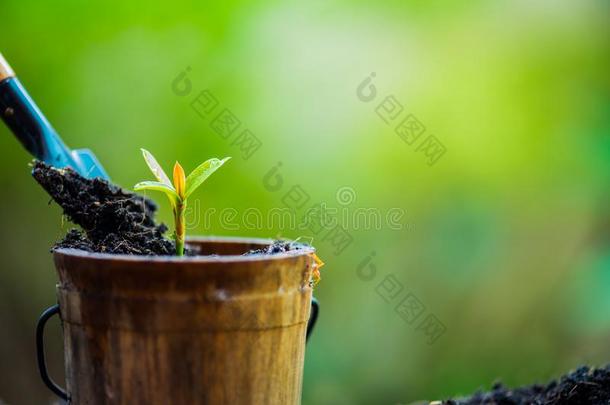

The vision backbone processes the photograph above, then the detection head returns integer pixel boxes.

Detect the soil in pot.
[441,364,610,404]
[33,161,174,255]
[32,161,302,256]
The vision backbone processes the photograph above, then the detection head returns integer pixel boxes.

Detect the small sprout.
[134,149,230,256]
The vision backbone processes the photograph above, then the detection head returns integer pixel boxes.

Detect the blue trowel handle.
[0,53,109,179]
[0,54,74,167]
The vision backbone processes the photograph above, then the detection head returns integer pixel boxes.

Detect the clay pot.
[36,237,319,405]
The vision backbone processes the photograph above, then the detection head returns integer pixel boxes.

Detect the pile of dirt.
[441,364,610,405]
[32,161,174,255]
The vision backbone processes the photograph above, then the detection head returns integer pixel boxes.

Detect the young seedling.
[134,149,230,256]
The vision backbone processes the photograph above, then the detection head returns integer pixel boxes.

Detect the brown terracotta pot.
[36,237,319,405]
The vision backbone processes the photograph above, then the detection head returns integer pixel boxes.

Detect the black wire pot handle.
[36,304,69,402]
[306,296,320,342]
[36,297,319,400]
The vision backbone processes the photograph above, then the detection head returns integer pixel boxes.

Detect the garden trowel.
[0,52,109,180]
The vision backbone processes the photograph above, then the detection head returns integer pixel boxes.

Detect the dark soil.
[243,240,303,256]
[32,161,174,255]
[442,364,610,405]
[32,161,302,257]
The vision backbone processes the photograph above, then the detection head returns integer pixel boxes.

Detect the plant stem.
[174,201,186,256]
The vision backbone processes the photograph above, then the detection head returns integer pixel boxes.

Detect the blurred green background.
[1,0,609,403]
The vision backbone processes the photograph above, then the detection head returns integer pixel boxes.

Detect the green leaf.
[141,148,172,187]
[134,181,179,207]
[185,157,231,198]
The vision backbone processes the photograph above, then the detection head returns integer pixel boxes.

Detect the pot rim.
[52,235,316,264]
